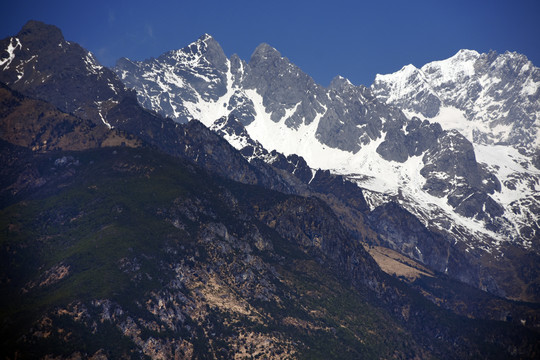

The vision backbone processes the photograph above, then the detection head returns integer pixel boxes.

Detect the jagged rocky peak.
[329,75,354,90]
[372,64,442,118]
[113,33,235,122]
[244,42,327,127]
[165,33,228,71]
[0,20,127,127]
[249,42,282,62]
[1,20,64,77]
[229,52,244,69]
[229,53,248,87]
[5,20,101,70]
[116,33,227,70]
[247,41,317,91]
[328,75,375,102]
[426,48,480,69]
[114,56,137,72]
[16,20,65,47]
[374,63,422,83]
[247,41,315,88]
[490,50,536,75]
[373,63,425,83]
[373,64,426,93]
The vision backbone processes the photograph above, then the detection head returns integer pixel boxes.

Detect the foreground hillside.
[2,142,539,359]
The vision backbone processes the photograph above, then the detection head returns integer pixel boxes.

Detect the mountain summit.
[0,20,128,128]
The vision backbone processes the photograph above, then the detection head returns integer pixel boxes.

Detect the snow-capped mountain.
[114,36,539,300]
[371,49,540,253]
[372,49,540,156]
[115,35,407,154]
[0,22,301,192]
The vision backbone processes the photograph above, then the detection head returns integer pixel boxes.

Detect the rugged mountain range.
[113,33,539,301]
[371,49,540,158]
[1,20,540,359]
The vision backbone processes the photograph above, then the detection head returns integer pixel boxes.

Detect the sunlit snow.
[0,37,22,70]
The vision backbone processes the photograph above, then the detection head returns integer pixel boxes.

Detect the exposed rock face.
[369,202,450,271]
[324,76,408,153]
[308,169,369,212]
[366,201,501,295]
[244,43,326,128]
[420,130,503,220]
[256,195,381,290]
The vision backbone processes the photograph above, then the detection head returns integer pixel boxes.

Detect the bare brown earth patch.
[365,245,434,280]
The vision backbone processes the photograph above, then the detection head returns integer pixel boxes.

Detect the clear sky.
[1,0,539,87]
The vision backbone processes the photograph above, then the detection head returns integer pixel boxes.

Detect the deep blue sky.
[2,0,539,86]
